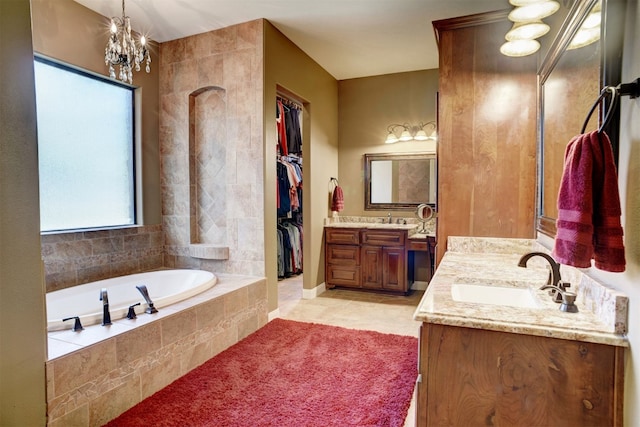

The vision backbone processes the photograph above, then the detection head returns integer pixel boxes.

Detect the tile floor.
[278,275,424,427]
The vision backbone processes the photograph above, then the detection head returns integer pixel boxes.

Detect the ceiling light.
[500,39,541,57]
[105,0,151,84]
[508,1,560,22]
[505,20,550,40]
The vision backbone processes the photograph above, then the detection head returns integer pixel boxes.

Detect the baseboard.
[411,281,429,291]
[268,308,280,321]
[302,282,326,299]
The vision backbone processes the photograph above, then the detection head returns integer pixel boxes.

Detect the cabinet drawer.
[325,228,361,245]
[361,230,406,246]
[408,240,428,251]
[326,244,360,266]
[327,265,361,287]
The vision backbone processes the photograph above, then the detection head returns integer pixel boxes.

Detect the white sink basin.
[451,283,540,309]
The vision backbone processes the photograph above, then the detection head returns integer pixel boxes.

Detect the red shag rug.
[104,318,418,427]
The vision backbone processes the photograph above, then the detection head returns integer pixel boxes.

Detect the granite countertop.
[413,249,628,347]
[324,222,417,230]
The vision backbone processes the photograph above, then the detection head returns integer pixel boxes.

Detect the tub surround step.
[189,244,229,260]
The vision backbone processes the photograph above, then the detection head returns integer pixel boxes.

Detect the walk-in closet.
[276,94,303,282]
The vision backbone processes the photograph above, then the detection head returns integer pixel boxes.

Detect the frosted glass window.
[34,57,136,232]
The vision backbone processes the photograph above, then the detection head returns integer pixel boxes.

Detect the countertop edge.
[413,311,628,347]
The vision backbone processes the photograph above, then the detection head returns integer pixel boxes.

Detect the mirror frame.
[364,152,437,211]
[536,0,625,237]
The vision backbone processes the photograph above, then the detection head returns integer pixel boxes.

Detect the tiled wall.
[46,275,268,427]
[41,225,164,293]
[160,19,266,276]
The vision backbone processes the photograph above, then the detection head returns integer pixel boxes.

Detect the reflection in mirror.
[541,28,600,226]
[537,0,624,237]
[364,152,436,211]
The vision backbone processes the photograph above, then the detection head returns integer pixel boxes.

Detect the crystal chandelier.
[104,0,151,84]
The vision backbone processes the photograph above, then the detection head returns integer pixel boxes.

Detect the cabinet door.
[382,247,406,292]
[361,245,383,289]
[421,324,624,426]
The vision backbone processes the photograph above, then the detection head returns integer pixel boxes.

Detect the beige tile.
[89,376,141,427]
[52,340,117,397]
[115,322,161,365]
[161,308,197,346]
[224,287,248,317]
[195,297,225,329]
[140,354,182,401]
[48,402,89,427]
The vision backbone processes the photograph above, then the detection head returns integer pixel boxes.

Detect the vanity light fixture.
[508,0,560,22]
[105,0,151,84]
[501,0,559,57]
[385,122,437,144]
[568,2,602,50]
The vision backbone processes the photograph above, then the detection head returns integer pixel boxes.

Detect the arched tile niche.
[188,86,229,260]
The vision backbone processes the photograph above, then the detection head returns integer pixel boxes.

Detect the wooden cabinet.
[416,323,624,426]
[325,227,409,293]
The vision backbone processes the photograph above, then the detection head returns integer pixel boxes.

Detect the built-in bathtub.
[45,272,268,426]
[46,269,217,331]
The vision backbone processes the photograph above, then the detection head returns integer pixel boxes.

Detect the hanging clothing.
[276,100,288,156]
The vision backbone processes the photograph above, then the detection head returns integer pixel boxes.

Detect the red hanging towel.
[552,130,625,272]
[331,183,344,212]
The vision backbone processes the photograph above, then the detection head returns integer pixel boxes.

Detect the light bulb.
[508,1,560,22]
[505,21,550,41]
[500,39,541,57]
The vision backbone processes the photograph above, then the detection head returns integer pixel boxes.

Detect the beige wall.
[0,0,47,424]
[31,0,161,226]
[30,0,164,290]
[338,70,438,217]
[264,21,339,306]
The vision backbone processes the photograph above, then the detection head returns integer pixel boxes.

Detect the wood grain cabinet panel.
[417,323,624,426]
[324,227,410,293]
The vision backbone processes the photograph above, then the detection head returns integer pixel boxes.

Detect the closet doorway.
[276,92,304,311]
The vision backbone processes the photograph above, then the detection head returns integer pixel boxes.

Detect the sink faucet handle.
[540,284,579,312]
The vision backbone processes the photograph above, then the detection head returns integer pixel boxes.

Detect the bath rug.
[104,318,417,427]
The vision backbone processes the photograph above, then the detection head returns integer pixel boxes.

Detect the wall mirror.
[537,0,625,237]
[364,152,436,211]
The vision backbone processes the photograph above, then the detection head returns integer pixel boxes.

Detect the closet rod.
[276,94,303,110]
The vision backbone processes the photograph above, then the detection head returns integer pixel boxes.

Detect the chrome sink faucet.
[388,212,392,224]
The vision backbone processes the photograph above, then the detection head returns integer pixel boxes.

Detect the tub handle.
[62,316,84,332]
[127,303,141,319]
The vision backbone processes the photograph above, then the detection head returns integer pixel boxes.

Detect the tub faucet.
[100,288,112,326]
[136,285,158,314]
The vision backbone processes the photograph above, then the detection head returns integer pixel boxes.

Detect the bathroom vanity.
[324,223,434,293]
[413,237,628,426]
